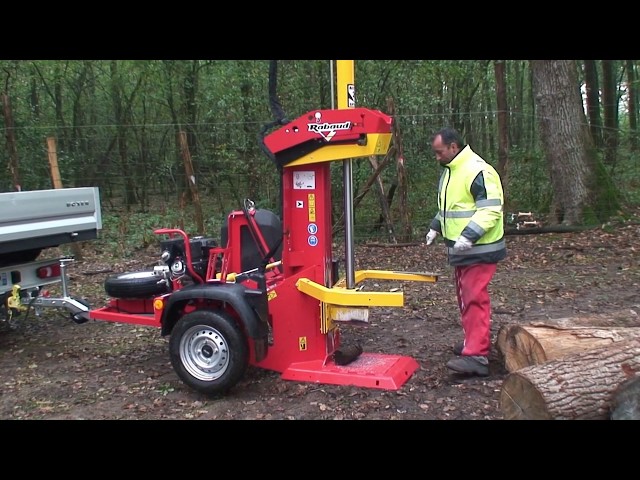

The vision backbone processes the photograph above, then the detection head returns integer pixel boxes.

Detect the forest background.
[1,59,638,252]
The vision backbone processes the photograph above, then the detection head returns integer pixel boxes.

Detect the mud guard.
[159,280,270,362]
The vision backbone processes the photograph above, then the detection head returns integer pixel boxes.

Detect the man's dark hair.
[432,127,465,149]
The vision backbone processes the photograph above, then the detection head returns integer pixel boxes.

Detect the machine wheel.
[104,271,169,298]
[169,309,249,395]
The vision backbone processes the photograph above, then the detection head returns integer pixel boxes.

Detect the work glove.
[453,236,473,252]
[425,229,438,245]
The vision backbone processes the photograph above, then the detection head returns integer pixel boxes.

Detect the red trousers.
[454,263,497,357]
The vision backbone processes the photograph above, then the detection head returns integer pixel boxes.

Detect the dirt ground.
[1,214,639,420]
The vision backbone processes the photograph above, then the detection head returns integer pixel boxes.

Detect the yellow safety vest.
[433,145,506,265]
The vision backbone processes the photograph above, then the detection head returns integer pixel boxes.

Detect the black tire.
[169,309,249,395]
[104,271,169,298]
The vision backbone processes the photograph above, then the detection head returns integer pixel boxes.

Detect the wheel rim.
[179,325,230,382]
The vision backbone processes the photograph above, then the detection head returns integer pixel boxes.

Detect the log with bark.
[521,310,640,328]
[610,376,640,420]
[500,337,640,420]
[495,309,640,372]
[496,324,640,373]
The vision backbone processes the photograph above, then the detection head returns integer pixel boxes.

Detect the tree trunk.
[500,337,640,419]
[530,60,598,225]
[494,60,509,181]
[47,137,84,261]
[496,310,640,371]
[1,93,21,190]
[601,60,619,166]
[504,224,591,235]
[626,60,637,152]
[178,130,205,234]
[525,310,640,328]
[369,155,396,243]
[610,376,640,420]
[332,151,393,237]
[583,60,603,149]
[511,61,525,148]
[496,324,640,373]
[386,97,411,242]
[110,60,137,208]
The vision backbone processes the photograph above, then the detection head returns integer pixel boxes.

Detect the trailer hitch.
[19,257,92,324]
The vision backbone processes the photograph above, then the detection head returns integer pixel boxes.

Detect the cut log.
[500,337,640,419]
[496,324,640,372]
[527,309,640,328]
[610,376,640,420]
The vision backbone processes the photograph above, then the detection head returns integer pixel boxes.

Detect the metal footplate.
[281,353,420,390]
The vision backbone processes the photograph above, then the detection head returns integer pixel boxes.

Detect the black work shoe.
[453,341,464,356]
[446,356,489,377]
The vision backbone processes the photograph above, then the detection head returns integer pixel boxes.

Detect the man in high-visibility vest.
[425,127,507,376]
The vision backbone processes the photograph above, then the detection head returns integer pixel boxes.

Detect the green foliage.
[589,155,621,223]
[502,148,553,213]
[610,147,640,205]
[1,59,639,239]
[156,383,175,396]
[99,206,225,257]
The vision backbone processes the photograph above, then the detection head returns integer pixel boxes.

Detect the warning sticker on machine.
[293,171,315,190]
[308,194,316,222]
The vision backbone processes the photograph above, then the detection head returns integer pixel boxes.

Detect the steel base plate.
[280,352,419,390]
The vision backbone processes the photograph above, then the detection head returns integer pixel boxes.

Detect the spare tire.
[104,271,170,298]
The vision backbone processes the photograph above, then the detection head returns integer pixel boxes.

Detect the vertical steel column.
[336,60,356,289]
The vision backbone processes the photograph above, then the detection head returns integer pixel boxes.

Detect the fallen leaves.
[1,212,638,419]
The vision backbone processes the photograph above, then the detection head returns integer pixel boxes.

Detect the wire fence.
[4,114,640,250]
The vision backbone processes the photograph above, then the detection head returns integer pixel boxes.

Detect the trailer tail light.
[37,263,61,279]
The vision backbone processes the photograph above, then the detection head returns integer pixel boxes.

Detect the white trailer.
[0,187,101,323]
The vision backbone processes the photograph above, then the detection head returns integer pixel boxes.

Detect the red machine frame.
[85,61,438,392]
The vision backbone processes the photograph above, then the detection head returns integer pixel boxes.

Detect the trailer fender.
[160,282,270,342]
